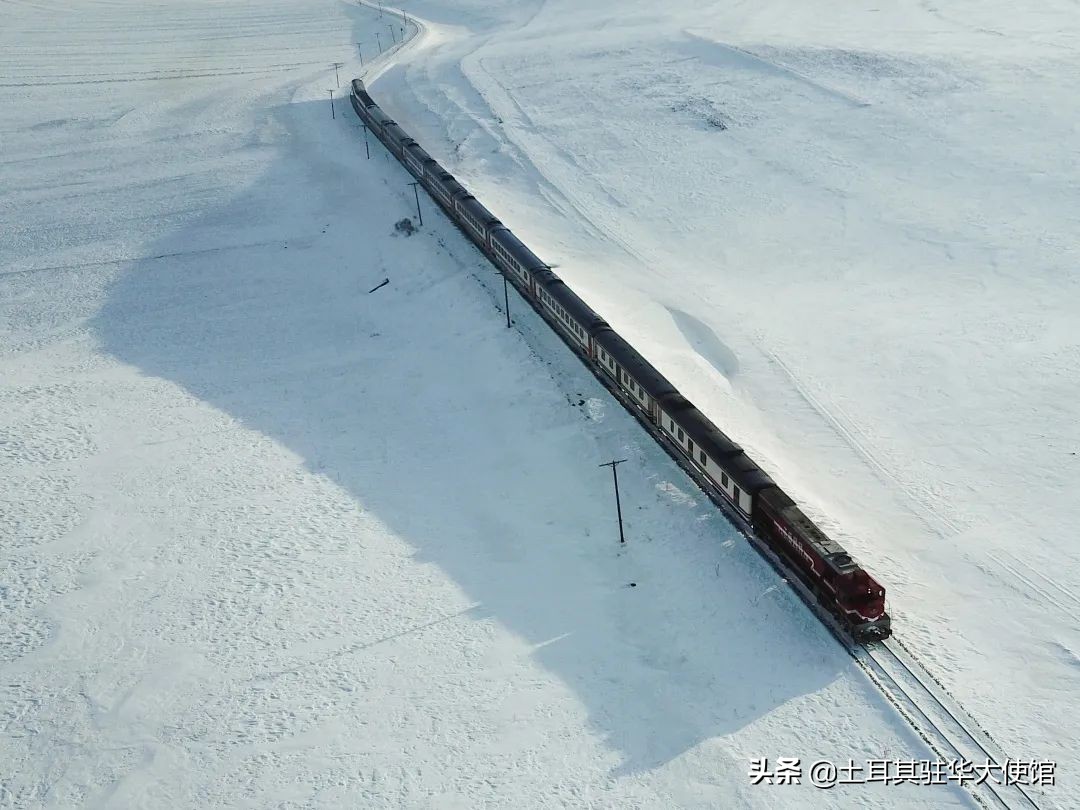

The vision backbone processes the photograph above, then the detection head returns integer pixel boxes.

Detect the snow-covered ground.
[0,1,980,808]
[367,0,1080,799]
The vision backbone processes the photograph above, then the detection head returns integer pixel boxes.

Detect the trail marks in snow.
[680,31,872,109]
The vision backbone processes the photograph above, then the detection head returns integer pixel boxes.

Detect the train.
[350,79,892,643]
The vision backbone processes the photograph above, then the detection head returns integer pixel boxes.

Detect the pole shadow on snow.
[91,81,869,780]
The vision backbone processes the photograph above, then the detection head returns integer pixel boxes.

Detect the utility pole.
[360,123,371,159]
[331,62,343,88]
[599,459,629,544]
[389,24,396,44]
[501,274,511,328]
[328,89,335,119]
[357,44,363,65]
[375,32,383,54]
[408,182,423,225]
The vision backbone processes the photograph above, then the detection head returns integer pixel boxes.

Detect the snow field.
[0,0,1009,806]
[366,2,1079,802]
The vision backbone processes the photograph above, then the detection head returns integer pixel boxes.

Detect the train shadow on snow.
[92,85,865,775]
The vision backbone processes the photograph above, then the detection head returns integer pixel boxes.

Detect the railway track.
[854,639,1046,810]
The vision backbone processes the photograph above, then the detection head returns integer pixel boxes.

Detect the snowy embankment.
[367,0,1080,799]
[0,0,979,807]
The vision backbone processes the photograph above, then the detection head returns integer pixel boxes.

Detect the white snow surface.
[0,1,1064,809]
[365,0,1080,800]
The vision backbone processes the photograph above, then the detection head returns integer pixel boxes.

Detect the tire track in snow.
[764,348,1076,622]
[763,347,965,538]
[679,31,872,108]
[0,64,332,87]
[995,552,1080,611]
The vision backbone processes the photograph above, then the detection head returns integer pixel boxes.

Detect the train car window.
[687,439,695,455]
[721,472,728,487]
[699,450,707,465]
[732,485,741,504]
[677,428,684,441]
[669,419,674,431]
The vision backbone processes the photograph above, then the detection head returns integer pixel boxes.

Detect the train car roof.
[531,268,560,286]
[367,105,392,125]
[674,406,742,457]
[758,488,859,574]
[490,227,548,271]
[657,391,695,413]
[541,277,607,329]
[422,159,469,194]
[456,194,501,226]
[404,141,432,164]
[591,326,679,400]
[722,452,777,493]
[424,156,449,176]
[428,172,468,199]
[674,407,773,493]
[656,393,776,492]
[382,122,412,144]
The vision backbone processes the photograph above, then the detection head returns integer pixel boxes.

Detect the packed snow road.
[0,0,1014,807]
